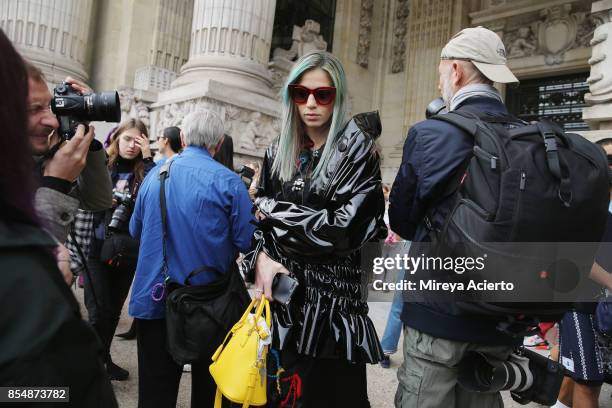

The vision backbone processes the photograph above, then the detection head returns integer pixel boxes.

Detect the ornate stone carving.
[268,20,328,92]
[534,5,585,64]
[118,87,136,121]
[391,0,410,74]
[591,7,612,27]
[154,99,279,156]
[585,14,612,104]
[357,0,374,68]
[118,86,151,127]
[506,26,537,58]
[135,102,151,127]
[502,4,595,65]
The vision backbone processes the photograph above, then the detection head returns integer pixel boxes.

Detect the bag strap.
[159,158,175,279]
[535,121,572,207]
[184,265,222,286]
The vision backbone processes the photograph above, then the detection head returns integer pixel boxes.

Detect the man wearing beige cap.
[389,27,523,407]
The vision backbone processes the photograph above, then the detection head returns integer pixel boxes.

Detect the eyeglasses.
[288,85,336,105]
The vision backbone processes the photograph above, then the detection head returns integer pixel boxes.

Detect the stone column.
[133,0,194,93]
[387,0,455,162]
[582,0,612,138]
[0,0,94,83]
[172,0,277,97]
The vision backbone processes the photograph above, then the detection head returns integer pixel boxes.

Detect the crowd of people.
[1,22,611,408]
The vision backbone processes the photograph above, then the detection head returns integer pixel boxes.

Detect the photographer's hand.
[44,124,95,182]
[135,133,152,159]
[65,76,92,95]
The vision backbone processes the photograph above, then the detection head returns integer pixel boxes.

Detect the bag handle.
[211,298,267,362]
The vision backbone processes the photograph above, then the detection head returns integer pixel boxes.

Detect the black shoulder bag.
[159,159,251,365]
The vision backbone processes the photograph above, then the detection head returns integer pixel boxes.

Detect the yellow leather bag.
[209,297,271,408]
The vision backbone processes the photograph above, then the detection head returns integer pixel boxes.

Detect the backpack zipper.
[461,198,492,221]
[473,146,499,170]
[511,171,526,240]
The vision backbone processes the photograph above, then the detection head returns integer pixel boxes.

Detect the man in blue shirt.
[129,109,255,408]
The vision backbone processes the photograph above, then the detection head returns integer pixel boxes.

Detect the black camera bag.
[426,111,610,323]
[158,159,250,365]
[165,263,250,365]
[99,232,139,269]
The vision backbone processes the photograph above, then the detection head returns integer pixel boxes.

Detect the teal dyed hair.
[272,51,349,182]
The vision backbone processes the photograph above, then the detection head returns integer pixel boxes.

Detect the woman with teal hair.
[243,51,387,406]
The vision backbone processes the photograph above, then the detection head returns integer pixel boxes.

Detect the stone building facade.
[2,0,611,182]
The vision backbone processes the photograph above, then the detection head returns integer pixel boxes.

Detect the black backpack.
[427,111,610,325]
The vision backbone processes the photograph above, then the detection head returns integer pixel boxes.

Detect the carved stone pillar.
[582,0,612,134]
[0,0,94,83]
[133,0,194,93]
[172,0,276,97]
[388,0,454,159]
[152,0,280,159]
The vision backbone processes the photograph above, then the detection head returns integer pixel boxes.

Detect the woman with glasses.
[157,126,182,161]
[84,118,155,381]
[244,51,386,407]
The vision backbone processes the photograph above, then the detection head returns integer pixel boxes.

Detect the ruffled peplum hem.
[268,250,384,364]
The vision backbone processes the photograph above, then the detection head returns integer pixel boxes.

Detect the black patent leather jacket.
[254,111,387,260]
[244,111,387,363]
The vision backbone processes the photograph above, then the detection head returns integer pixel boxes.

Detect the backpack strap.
[430,111,479,136]
[418,111,480,235]
[536,121,572,207]
[509,120,572,207]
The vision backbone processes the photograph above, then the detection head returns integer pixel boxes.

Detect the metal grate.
[506,73,590,131]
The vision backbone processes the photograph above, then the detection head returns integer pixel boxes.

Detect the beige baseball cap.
[440,26,518,84]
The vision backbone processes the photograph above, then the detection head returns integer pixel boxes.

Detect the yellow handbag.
[209,297,271,408]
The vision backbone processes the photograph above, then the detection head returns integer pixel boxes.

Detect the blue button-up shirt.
[128,146,255,319]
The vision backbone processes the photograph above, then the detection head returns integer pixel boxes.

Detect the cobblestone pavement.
[74,288,612,407]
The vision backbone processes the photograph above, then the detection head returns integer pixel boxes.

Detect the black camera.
[51,82,121,139]
[236,165,256,190]
[458,347,565,406]
[425,97,448,119]
[108,191,134,231]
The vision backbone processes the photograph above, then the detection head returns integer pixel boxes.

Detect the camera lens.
[89,91,121,122]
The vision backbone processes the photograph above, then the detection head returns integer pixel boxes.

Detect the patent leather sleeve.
[256,138,386,260]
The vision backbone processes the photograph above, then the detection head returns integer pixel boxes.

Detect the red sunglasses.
[288,85,336,105]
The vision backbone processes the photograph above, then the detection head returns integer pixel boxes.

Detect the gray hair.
[181,109,225,149]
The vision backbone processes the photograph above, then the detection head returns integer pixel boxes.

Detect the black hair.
[596,138,612,148]
[0,29,39,225]
[163,126,182,154]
